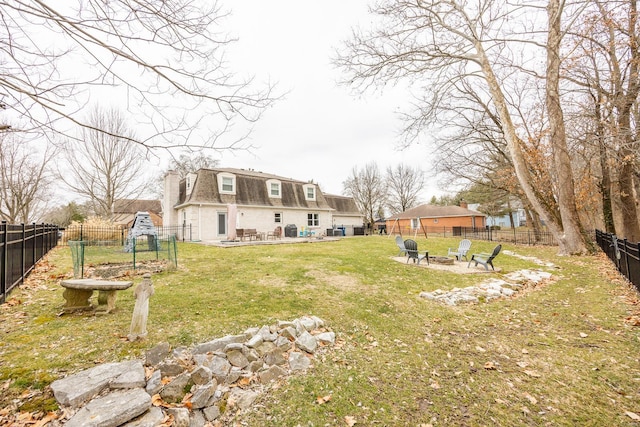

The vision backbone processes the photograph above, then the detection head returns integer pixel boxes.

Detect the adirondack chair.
[267,226,282,240]
[468,244,502,271]
[395,235,408,256]
[404,239,429,265]
[448,239,472,261]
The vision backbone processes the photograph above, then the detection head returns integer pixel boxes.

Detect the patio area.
[390,255,501,274]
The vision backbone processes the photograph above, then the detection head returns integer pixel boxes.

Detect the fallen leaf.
[345,415,357,426]
[516,361,529,368]
[484,362,496,370]
[430,381,440,389]
[237,376,252,387]
[579,332,588,338]
[626,411,640,421]
[34,412,58,427]
[521,348,529,354]
[316,395,332,405]
[524,370,541,378]
[476,346,486,352]
[524,393,538,405]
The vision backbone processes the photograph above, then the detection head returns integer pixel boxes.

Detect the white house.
[163,168,364,241]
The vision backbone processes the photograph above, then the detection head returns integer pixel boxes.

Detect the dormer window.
[185,173,197,196]
[267,179,281,198]
[218,172,236,195]
[304,184,316,201]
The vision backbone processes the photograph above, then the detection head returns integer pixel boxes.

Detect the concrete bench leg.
[62,288,94,312]
[97,290,118,313]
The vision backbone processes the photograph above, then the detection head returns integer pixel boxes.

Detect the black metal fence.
[0,222,60,303]
[595,229,639,289]
[59,224,192,246]
[389,226,557,246]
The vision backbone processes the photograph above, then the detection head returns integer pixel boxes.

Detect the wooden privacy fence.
[0,222,60,303]
[596,229,640,289]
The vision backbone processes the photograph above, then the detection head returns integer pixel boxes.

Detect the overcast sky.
[202,0,441,200]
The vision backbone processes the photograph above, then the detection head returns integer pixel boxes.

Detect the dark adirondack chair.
[468,244,502,271]
[404,239,429,265]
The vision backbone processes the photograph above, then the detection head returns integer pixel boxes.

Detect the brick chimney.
[459,200,468,209]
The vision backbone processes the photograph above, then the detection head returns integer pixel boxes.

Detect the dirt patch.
[305,269,369,291]
[85,260,170,279]
[391,256,499,274]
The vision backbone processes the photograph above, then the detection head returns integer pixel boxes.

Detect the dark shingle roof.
[181,168,333,210]
[324,194,361,215]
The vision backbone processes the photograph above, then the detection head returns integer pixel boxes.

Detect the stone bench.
[60,279,133,314]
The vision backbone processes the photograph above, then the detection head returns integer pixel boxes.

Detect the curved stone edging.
[419,269,554,305]
[49,316,335,426]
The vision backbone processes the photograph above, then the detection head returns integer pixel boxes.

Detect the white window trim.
[303,184,316,201]
[218,172,236,195]
[267,179,282,198]
[307,213,319,227]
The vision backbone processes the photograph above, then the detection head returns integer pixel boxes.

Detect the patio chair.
[267,226,282,240]
[395,235,408,256]
[448,239,472,261]
[468,244,502,271]
[404,239,429,265]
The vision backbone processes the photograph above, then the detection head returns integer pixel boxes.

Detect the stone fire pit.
[428,256,455,265]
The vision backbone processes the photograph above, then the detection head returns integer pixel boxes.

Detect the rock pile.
[49,316,334,426]
[419,269,553,305]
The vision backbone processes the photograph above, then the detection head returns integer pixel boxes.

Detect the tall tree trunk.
[545,0,590,253]
[616,0,640,241]
[473,40,586,253]
[594,93,616,233]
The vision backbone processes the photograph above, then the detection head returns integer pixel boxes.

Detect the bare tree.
[0,1,276,149]
[152,151,220,198]
[343,163,387,230]
[0,132,54,223]
[386,164,424,214]
[567,0,640,240]
[168,152,220,179]
[59,107,149,218]
[337,0,593,254]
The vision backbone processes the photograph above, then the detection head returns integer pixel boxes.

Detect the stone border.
[49,316,335,426]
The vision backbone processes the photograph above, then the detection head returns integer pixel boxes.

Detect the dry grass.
[1,236,639,426]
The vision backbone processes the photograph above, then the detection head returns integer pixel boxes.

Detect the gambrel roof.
[177,168,339,210]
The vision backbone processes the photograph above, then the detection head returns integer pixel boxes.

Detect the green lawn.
[1,236,639,426]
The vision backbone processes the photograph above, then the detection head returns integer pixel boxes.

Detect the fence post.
[0,221,6,303]
[33,223,37,268]
[21,223,26,285]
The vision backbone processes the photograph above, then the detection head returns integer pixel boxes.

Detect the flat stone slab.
[50,360,144,407]
[60,279,133,313]
[65,388,151,427]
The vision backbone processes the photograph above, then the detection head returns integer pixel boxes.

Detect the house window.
[218,173,236,194]
[307,213,319,226]
[267,179,282,198]
[222,177,234,192]
[274,213,282,223]
[411,218,419,229]
[303,184,316,201]
[270,182,280,197]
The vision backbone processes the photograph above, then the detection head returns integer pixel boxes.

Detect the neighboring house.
[113,199,162,227]
[163,168,364,241]
[467,202,527,228]
[386,202,486,233]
